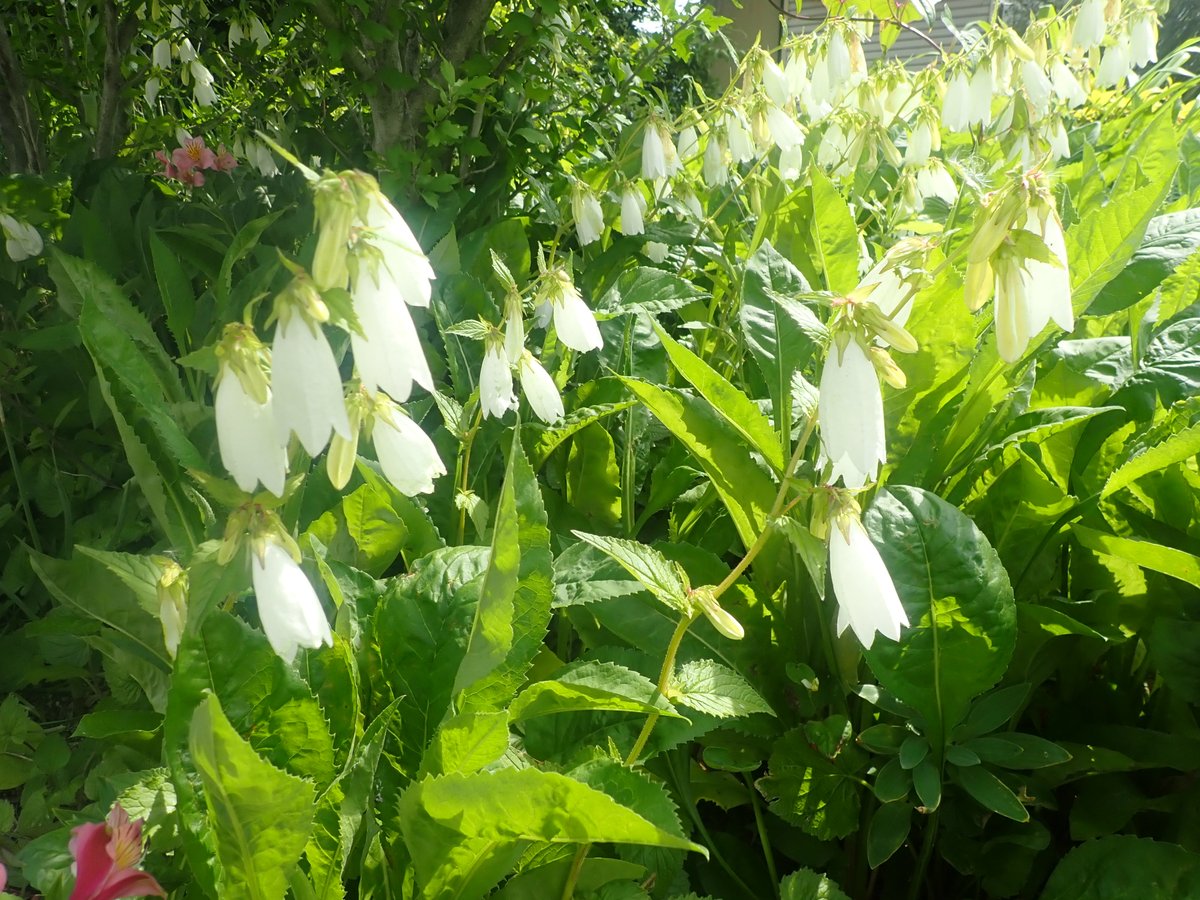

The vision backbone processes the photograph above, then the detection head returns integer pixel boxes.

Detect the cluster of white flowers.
[146,5,221,107]
[209,171,448,662]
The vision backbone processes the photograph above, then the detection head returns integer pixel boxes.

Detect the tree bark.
[0,19,45,174]
[94,0,139,160]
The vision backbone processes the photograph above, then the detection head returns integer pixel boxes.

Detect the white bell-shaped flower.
[677,125,700,162]
[1048,119,1070,160]
[571,182,605,246]
[544,269,603,352]
[725,108,755,163]
[762,54,789,107]
[0,214,43,261]
[1050,60,1087,108]
[152,38,172,69]
[479,341,516,419]
[272,312,351,457]
[1131,14,1158,67]
[252,541,333,663]
[1019,207,1073,341]
[620,185,646,236]
[1097,35,1132,88]
[215,367,288,496]
[644,241,669,264]
[364,193,434,308]
[818,336,886,489]
[703,135,728,187]
[1073,0,1106,50]
[829,509,909,649]
[190,60,216,106]
[503,294,525,365]
[826,30,851,84]
[351,267,432,402]
[904,120,932,167]
[785,50,808,98]
[518,352,564,424]
[779,143,805,180]
[178,37,196,63]
[372,404,446,496]
[968,66,994,127]
[766,105,805,152]
[941,72,971,133]
[642,120,668,180]
[915,160,957,207]
[1021,61,1054,120]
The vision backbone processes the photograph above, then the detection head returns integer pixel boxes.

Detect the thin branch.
[766,0,945,55]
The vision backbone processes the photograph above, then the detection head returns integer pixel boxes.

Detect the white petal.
[352,271,432,401]
[553,292,603,353]
[766,105,804,152]
[829,516,909,649]
[621,186,646,236]
[252,543,332,663]
[519,354,564,423]
[479,345,515,419]
[272,315,351,456]
[215,373,288,496]
[642,123,667,180]
[504,305,525,365]
[818,340,886,488]
[366,196,434,307]
[373,412,446,496]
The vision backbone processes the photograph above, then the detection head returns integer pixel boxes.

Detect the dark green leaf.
[1041,836,1200,900]
[953,764,1028,822]
[867,801,912,868]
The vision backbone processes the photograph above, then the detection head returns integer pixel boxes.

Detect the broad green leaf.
[740,240,825,443]
[511,665,684,722]
[671,659,773,718]
[1148,618,1200,705]
[525,401,636,470]
[780,867,852,900]
[571,531,687,611]
[1113,315,1200,419]
[620,378,776,547]
[355,462,445,563]
[759,721,866,840]
[420,711,509,777]
[73,709,162,740]
[216,210,285,308]
[566,422,623,528]
[964,733,1071,769]
[453,429,522,695]
[866,801,912,868]
[373,546,488,770]
[953,764,1028,822]
[493,858,646,900]
[398,769,706,897]
[150,231,197,353]
[863,487,1017,748]
[1072,525,1200,589]
[460,435,552,712]
[595,265,708,316]
[1104,417,1200,502]
[953,684,1031,741]
[1092,208,1200,315]
[1041,836,1200,900]
[809,167,860,295]
[1070,108,1180,316]
[912,758,941,811]
[655,325,785,472]
[190,694,315,900]
[304,702,398,900]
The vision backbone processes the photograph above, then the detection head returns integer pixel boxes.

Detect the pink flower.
[153,150,178,180]
[214,144,238,172]
[172,135,217,172]
[68,805,165,900]
[176,166,206,187]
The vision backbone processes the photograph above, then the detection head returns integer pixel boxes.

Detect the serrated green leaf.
[190,694,315,900]
[493,858,646,900]
[759,722,866,840]
[809,167,860,295]
[1041,835,1200,900]
[672,659,773,719]
[1103,422,1200,498]
[1072,525,1200,589]
[571,531,687,611]
[780,867,852,900]
[421,711,509,777]
[511,661,684,722]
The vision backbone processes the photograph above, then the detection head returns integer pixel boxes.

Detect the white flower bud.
[518,352,564,424]
[941,72,971,133]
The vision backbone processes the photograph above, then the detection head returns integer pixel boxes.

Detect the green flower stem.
[454,407,484,545]
[559,844,591,900]
[745,772,781,896]
[907,810,940,900]
[625,611,696,766]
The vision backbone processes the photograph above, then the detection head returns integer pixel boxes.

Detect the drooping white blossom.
[941,72,972,133]
[215,366,288,496]
[1097,35,1133,88]
[543,268,603,352]
[1050,60,1088,108]
[829,509,909,649]
[766,105,805,152]
[479,341,516,420]
[676,125,700,163]
[968,65,994,127]
[272,312,351,457]
[252,541,333,663]
[725,107,756,164]
[0,214,43,261]
[762,52,789,107]
[703,135,728,187]
[350,267,432,402]
[819,337,886,489]
[190,60,216,106]
[571,182,605,246]
[642,120,669,180]
[1131,13,1158,67]
[364,192,435,308]
[1021,61,1054,120]
[1073,0,1107,50]
[620,184,646,236]
[904,119,933,167]
[518,352,564,424]
[371,404,446,496]
[503,293,525,365]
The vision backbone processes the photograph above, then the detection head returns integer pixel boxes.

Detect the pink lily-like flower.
[176,166,206,187]
[153,150,178,180]
[172,135,217,172]
[214,144,238,172]
[68,804,165,900]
